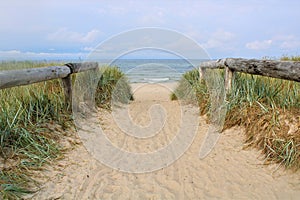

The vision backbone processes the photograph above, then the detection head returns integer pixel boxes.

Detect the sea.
[0,59,206,83]
[103,59,204,83]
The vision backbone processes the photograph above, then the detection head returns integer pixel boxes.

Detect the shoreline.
[130,81,179,93]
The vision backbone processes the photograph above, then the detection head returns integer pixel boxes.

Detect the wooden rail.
[0,62,98,110]
[199,58,300,92]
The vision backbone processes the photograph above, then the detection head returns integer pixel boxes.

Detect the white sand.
[29,83,300,199]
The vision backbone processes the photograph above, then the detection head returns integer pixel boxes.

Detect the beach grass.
[173,57,300,170]
[0,61,68,199]
[0,61,133,199]
[96,66,133,109]
[281,56,300,61]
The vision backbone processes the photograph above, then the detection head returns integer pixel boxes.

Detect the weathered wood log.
[200,58,300,82]
[0,62,98,112]
[224,67,234,92]
[61,75,72,111]
[0,66,71,90]
[199,67,206,81]
[199,59,226,69]
[224,58,300,82]
[65,62,98,73]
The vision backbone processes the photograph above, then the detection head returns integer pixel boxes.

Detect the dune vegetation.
[1,57,299,198]
[173,56,300,170]
[0,61,132,199]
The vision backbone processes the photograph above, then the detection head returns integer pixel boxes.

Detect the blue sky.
[1,0,300,60]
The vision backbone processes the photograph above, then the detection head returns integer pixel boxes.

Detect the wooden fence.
[199,58,300,92]
[1,58,299,110]
[0,62,98,110]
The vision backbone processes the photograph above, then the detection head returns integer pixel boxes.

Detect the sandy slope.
[29,83,300,199]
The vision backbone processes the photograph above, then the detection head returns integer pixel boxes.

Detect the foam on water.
[143,77,170,83]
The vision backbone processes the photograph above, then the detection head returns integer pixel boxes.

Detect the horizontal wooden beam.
[0,66,71,89]
[199,59,226,69]
[0,62,98,112]
[65,62,98,73]
[0,62,99,90]
[226,58,300,82]
[200,58,300,82]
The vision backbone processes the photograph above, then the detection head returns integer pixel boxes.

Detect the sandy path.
[30,83,300,199]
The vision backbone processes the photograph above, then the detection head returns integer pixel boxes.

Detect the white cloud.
[246,40,272,50]
[1,1,300,59]
[246,36,300,51]
[3,50,22,54]
[87,28,211,60]
[201,30,235,50]
[274,35,300,49]
[0,50,87,60]
[48,28,101,43]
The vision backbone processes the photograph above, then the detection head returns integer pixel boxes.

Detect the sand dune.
[30,83,300,199]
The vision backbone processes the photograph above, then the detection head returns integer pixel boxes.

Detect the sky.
[1,0,300,60]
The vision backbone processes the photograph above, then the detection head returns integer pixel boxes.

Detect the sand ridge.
[29,83,300,199]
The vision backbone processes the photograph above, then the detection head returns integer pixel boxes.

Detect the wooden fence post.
[224,67,234,93]
[61,75,72,111]
[61,62,99,111]
[199,67,206,82]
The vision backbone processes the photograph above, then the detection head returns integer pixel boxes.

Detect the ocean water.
[106,59,204,83]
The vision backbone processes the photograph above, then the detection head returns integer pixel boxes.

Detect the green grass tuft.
[0,61,69,198]
[0,62,133,199]
[95,66,134,109]
[173,57,300,170]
